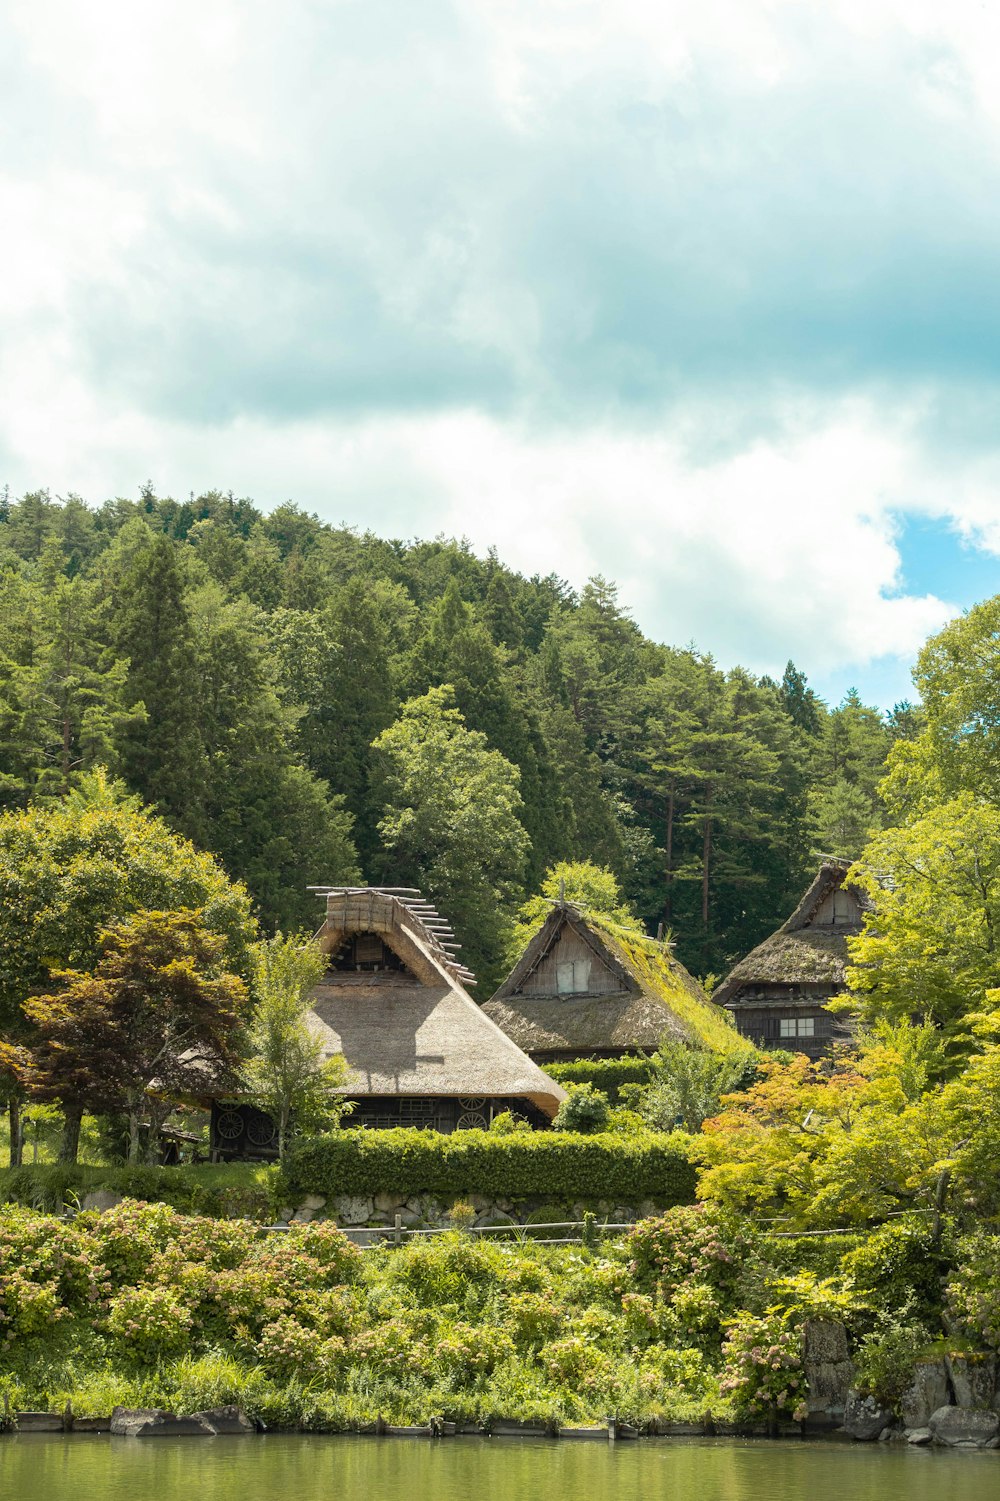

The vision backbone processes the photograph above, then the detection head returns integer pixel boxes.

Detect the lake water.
[1,1434,998,1501]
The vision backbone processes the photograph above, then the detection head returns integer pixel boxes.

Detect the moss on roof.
[594,917,743,1054]
[715,928,848,999]
[484,904,741,1057]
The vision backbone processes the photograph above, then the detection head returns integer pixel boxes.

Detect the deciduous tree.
[22,909,249,1163]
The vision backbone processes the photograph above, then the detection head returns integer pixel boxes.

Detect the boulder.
[901,1360,950,1429]
[843,1392,895,1441]
[192,1405,256,1435]
[928,1405,1000,1448]
[946,1354,997,1411]
[110,1407,213,1437]
[906,1427,933,1445]
[804,1324,854,1419]
[373,1191,402,1215]
[81,1189,124,1213]
[333,1195,374,1226]
[804,1320,850,1365]
[300,1194,326,1211]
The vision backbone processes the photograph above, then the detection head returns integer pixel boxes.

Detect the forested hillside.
[0,487,918,985]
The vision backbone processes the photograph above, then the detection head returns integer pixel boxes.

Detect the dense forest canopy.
[0,486,920,987]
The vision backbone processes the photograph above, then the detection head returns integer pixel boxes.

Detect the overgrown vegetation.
[0,1199,866,1428]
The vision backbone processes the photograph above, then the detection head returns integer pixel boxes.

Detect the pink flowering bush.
[719,1311,808,1422]
[620,1204,752,1348]
[623,1204,750,1299]
[106,1285,193,1362]
[258,1316,347,1381]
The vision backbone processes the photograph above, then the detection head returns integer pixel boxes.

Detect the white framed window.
[556,958,592,994]
[779,1017,815,1038]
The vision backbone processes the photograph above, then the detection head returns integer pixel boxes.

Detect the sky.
[4,1,1000,707]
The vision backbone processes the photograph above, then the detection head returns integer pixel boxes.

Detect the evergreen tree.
[0,556,143,806]
[99,522,205,823]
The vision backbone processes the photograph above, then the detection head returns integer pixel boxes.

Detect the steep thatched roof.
[714,861,864,1008]
[482,904,740,1056]
[306,888,567,1117]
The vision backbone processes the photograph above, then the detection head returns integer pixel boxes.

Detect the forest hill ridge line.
[0,489,918,990]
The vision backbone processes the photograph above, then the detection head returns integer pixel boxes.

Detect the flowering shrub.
[719,1312,808,1422]
[258,1316,346,1381]
[434,1322,516,1380]
[106,1285,193,1362]
[0,1268,66,1341]
[623,1204,749,1299]
[0,1205,108,1313]
[506,1291,564,1347]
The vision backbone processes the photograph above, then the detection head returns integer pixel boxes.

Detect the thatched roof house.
[482,902,738,1063]
[713,860,865,1058]
[211,887,566,1157]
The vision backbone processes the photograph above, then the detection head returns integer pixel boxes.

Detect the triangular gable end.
[495,907,639,1001]
[785,861,866,935]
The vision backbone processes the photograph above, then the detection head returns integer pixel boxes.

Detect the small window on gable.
[557,958,592,994]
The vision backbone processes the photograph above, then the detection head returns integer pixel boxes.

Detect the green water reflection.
[0,1434,995,1501]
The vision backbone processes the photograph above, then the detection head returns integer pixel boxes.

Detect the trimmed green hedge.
[545,1055,657,1101]
[284,1128,695,1205]
[0,1163,281,1220]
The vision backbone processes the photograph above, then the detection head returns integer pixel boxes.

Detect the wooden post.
[393,1212,403,1247]
[63,1400,74,1433]
[607,1415,617,1441]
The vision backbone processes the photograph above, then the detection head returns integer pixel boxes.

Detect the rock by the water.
[804,1322,854,1420]
[928,1405,1000,1448]
[906,1428,933,1445]
[900,1360,950,1429]
[804,1320,850,1364]
[111,1407,213,1437]
[843,1392,894,1441]
[192,1405,256,1435]
[946,1354,997,1411]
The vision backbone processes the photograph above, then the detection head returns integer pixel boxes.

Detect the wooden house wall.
[810,888,862,928]
[516,928,627,997]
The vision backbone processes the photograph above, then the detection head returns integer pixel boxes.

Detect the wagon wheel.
[215,1109,244,1142]
[456,1111,488,1130]
[246,1115,277,1148]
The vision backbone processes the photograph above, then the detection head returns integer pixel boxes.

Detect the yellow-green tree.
[243,934,353,1160]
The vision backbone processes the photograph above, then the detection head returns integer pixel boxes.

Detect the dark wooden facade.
[714,862,863,1060]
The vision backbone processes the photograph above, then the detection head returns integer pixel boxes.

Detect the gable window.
[779,1017,815,1039]
[557,958,592,994]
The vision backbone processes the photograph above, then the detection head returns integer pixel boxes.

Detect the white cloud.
[5,0,1000,705]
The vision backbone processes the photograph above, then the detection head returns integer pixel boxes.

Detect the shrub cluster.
[0,1200,744,1429]
[545,1056,657,1102]
[283,1128,696,1205]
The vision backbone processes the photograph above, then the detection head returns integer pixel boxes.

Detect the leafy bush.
[946,1230,1000,1346]
[553,1085,611,1134]
[839,1216,946,1321]
[107,1285,193,1362]
[852,1311,932,1405]
[719,1312,808,1422]
[545,1056,657,1102]
[634,1040,760,1132]
[284,1128,695,1205]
